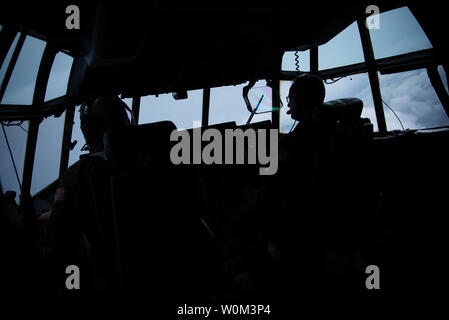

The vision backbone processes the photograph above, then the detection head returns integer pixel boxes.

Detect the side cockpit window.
[0,121,28,202]
[0,33,22,98]
[369,7,432,59]
[370,7,448,130]
[33,50,74,191]
[31,112,66,195]
[318,21,364,70]
[0,28,75,197]
[378,68,449,130]
[45,52,74,101]
[1,35,45,105]
[0,33,44,201]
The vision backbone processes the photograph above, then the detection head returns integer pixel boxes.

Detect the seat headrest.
[314,98,363,127]
[104,121,177,170]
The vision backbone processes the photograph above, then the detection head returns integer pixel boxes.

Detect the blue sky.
[1,6,449,200]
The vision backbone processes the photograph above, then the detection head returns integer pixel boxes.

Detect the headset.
[80,95,135,151]
[287,73,325,109]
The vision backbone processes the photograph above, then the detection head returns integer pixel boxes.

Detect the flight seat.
[104,120,176,171]
[314,98,372,134]
[310,97,373,252]
[45,153,119,293]
[103,121,223,302]
[78,154,121,292]
[269,97,374,294]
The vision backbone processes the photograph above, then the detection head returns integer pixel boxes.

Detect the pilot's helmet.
[80,95,131,146]
[287,74,325,119]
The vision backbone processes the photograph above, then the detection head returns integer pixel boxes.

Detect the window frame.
[0,26,77,199]
[2,5,448,198]
[279,6,449,135]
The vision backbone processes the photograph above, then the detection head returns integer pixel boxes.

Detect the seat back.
[309,98,374,250]
[314,98,368,130]
[104,121,176,171]
[81,155,122,291]
[103,121,220,301]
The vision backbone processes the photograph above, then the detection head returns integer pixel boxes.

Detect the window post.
[202,87,210,127]
[21,44,57,197]
[310,46,318,74]
[357,18,387,134]
[59,105,75,178]
[132,96,141,125]
[427,66,449,116]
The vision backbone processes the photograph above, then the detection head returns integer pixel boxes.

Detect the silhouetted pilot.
[41,96,130,293]
[283,73,326,146]
[264,73,326,229]
[260,74,327,299]
[280,72,329,240]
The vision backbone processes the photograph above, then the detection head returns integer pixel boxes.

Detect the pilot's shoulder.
[60,153,107,187]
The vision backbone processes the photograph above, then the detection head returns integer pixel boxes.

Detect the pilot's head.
[80,96,131,153]
[287,73,325,123]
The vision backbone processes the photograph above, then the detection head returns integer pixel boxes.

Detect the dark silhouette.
[261,73,375,302]
[286,73,326,125]
[42,96,130,293]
